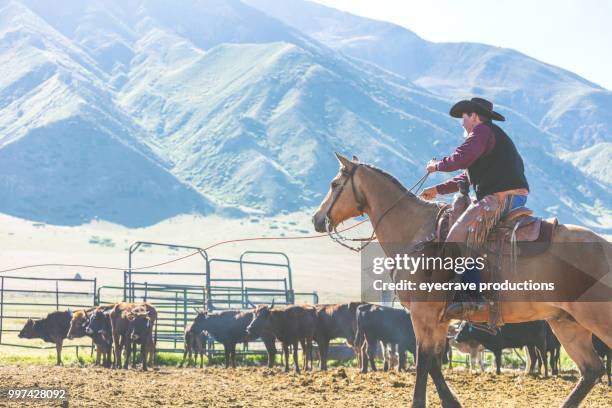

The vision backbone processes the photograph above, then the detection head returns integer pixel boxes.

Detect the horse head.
[312,152,367,232]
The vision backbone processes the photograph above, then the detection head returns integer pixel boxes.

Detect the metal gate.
[0,275,96,351]
[121,242,317,354]
[0,242,318,357]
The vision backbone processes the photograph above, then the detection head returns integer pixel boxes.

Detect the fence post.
[239,257,245,309]
[183,288,187,331]
[205,259,212,311]
[55,280,59,310]
[144,282,148,303]
[93,278,97,306]
[174,292,178,351]
[0,277,4,344]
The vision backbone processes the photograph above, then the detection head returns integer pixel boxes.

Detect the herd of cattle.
[17,301,611,385]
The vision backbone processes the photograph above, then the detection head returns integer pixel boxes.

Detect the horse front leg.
[413,342,432,408]
[429,348,461,408]
[411,306,461,408]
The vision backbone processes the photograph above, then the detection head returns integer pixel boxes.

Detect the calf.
[67,306,113,367]
[180,322,208,368]
[247,304,316,373]
[455,321,548,376]
[382,342,400,371]
[107,302,155,369]
[191,309,276,369]
[447,325,485,372]
[314,302,364,370]
[593,335,611,386]
[528,322,561,375]
[85,306,114,368]
[354,304,416,373]
[125,304,157,371]
[18,311,71,365]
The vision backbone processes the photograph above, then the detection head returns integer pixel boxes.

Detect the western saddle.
[437,189,557,254]
[436,186,558,327]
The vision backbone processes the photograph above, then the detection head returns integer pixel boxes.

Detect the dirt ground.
[0,365,610,407]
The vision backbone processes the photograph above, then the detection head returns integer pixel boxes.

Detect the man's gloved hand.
[420,186,438,200]
[426,159,439,173]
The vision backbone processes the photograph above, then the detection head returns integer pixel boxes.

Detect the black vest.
[467,122,529,200]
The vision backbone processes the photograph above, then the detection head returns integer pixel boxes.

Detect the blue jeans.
[501,194,528,219]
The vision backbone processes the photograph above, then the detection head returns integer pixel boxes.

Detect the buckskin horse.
[312,153,611,408]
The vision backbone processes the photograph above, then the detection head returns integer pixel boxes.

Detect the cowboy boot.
[445,292,488,320]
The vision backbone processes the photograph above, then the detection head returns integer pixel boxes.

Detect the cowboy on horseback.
[420,97,529,317]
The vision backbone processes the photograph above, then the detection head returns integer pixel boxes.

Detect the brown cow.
[18,311,71,365]
[314,302,364,370]
[247,304,316,373]
[179,322,208,368]
[109,302,156,370]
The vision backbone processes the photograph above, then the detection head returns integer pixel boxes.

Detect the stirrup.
[445,300,487,320]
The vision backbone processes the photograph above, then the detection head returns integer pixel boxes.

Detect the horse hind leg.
[563,302,612,348]
[548,319,604,408]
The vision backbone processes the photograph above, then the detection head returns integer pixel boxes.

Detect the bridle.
[324,163,436,252]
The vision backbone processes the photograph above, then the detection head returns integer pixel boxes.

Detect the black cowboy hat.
[449,97,505,121]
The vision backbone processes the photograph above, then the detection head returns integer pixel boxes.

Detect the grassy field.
[0,341,583,375]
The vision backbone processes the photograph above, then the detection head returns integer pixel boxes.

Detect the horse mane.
[358,163,416,198]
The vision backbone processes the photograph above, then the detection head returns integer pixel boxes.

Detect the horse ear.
[335,152,353,169]
[352,155,359,162]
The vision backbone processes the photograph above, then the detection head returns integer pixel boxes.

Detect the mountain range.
[0,0,609,232]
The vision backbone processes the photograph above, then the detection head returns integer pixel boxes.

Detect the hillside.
[0,0,609,232]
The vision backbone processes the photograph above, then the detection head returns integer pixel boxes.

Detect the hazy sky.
[314,0,611,90]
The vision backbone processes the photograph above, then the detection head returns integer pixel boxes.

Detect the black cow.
[191,310,276,368]
[18,311,71,365]
[85,307,114,368]
[68,305,115,368]
[528,322,561,375]
[593,335,611,386]
[355,304,416,373]
[455,321,548,376]
[126,307,157,371]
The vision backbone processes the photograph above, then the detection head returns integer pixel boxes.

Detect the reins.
[324,164,435,252]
